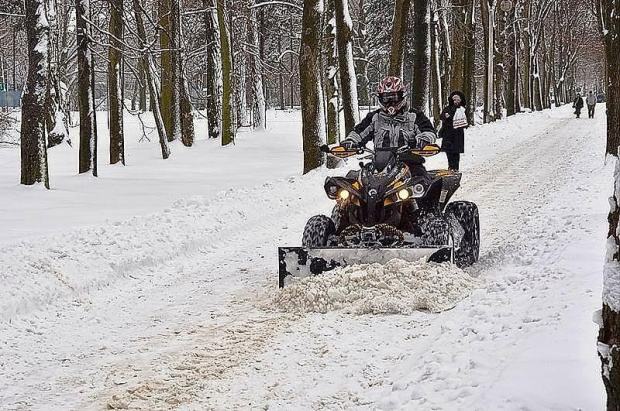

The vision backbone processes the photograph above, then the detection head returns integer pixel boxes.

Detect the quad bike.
[278,143,480,287]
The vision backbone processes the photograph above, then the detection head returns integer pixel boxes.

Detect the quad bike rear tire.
[302,215,336,247]
[445,201,480,267]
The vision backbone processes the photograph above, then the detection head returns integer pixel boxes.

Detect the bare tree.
[389,0,411,78]
[300,0,326,173]
[21,0,50,188]
[108,0,124,165]
[217,0,234,146]
[335,0,359,134]
[76,0,97,175]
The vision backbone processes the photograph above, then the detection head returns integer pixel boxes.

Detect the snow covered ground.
[0,105,609,410]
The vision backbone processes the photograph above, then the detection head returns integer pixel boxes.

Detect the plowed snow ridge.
[274,259,483,314]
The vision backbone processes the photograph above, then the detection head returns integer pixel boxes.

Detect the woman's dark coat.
[439,91,468,154]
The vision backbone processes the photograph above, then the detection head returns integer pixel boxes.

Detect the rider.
[340,76,437,182]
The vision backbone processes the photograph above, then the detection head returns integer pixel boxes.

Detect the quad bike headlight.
[397,188,410,200]
[412,184,425,197]
[339,189,350,200]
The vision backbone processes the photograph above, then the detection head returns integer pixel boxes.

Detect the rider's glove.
[340,139,358,150]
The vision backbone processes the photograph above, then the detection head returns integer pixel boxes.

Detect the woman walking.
[440,91,468,171]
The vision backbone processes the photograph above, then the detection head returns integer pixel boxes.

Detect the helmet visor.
[379,91,404,106]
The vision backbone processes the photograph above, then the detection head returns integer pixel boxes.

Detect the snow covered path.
[0,106,609,410]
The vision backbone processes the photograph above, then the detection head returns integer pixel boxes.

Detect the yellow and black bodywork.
[278,144,479,288]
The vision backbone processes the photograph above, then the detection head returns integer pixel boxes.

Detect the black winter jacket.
[440,91,468,154]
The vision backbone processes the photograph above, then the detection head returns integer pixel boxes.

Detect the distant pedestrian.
[586,91,597,118]
[573,93,584,118]
[439,91,468,171]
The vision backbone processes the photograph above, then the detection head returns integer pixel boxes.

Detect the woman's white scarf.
[452,106,467,129]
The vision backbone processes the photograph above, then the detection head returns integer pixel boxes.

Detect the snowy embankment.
[0,105,610,410]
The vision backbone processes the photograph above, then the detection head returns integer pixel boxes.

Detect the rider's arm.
[411,108,437,145]
[343,110,379,147]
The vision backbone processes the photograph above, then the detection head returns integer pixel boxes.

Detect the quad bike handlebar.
[320,143,442,159]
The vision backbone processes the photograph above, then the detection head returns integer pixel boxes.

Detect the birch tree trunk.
[300,0,326,174]
[335,0,359,134]
[76,0,97,175]
[108,0,124,164]
[21,0,50,188]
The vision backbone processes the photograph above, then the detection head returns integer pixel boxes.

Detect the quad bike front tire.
[302,215,336,247]
[445,201,480,267]
[331,205,350,234]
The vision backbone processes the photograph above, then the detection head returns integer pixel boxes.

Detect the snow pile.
[274,259,482,314]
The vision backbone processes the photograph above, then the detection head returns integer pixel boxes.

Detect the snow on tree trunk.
[300,0,326,174]
[599,1,620,408]
[44,0,68,148]
[173,0,194,147]
[133,0,169,159]
[430,0,443,127]
[233,8,249,129]
[160,0,177,142]
[204,0,223,139]
[76,0,97,176]
[108,0,124,165]
[248,2,266,130]
[21,0,50,189]
[217,0,234,146]
[323,0,339,145]
[411,0,430,113]
[388,0,411,78]
[335,0,359,135]
[355,0,370,107]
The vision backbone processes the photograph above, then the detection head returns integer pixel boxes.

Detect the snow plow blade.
[278,246,452,287]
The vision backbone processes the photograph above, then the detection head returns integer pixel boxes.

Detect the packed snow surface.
[0,105,610,410]
[274,259,482,314]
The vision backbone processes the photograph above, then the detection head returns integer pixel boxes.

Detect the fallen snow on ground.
[0,105,610,410]
[274,259,482,314]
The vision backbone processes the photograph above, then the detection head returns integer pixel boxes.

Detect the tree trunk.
[45,0,68,148]
[430,0,442,127]
[160,0,177,141]
[205,0,222,139]
[76,0,97,175]
[21,0,50,189]
[217,0,234,146]
[248,1,266,130]
[411,0,431,113]
[108,0,124,164]
[356,0,370,107]
[172,0,194,146]
[481,0,495,123]
[334,0,359,134]
[133,0,170,159]
[324,0,339,145]
[599,2,620,409]
[300,0,326,174]
[389,0,411,78]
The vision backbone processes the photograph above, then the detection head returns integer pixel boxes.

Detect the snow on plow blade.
[278,246,453,287]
